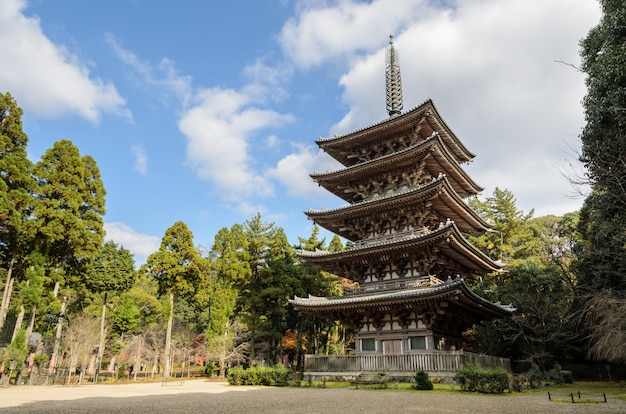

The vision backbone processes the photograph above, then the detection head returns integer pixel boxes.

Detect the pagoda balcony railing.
[344,275,443,296]
[303,352,511,377]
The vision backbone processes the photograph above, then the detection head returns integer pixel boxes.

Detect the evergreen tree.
[469,188,535,265]
[295,225,326,251]
[328,234,344,252]
[576,0,626,290]
[575,0,626,363]
[84,240,136,381]
[241,213,278,363]
[14,254,45,345]
[206,224,250,375]
[31,140,106,285]
[143,221,201,378]
[0,92,35,333]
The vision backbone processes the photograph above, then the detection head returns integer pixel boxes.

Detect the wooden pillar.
[426,334,436,351]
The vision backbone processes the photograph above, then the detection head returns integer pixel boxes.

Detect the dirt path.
[1,380,624,413]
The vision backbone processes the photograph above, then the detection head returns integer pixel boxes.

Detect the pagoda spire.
[385,35,404,117]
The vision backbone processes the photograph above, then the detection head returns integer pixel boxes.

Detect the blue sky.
[1,0,601,265]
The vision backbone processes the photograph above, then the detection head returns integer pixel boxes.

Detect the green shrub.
[454,363,509,394]
[204,361,215,378]
[527,364,543,389]
[226,366,245,385]
[547,363,564,385]
[410,370,433,390]
[226,364,292,386]
[561,370,573,383]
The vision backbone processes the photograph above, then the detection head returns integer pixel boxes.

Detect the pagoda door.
[382,339,402,355]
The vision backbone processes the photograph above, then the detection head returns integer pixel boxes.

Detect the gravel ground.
[1,380,625,414]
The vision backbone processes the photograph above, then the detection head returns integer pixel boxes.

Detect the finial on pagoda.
[385,35,403,117]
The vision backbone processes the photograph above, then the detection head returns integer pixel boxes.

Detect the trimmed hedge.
[227,364,291,386]
[454,363,510,394]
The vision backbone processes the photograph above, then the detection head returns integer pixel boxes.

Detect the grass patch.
[527,381,625,397]
[551,398,605,404]
[304,378,626,402]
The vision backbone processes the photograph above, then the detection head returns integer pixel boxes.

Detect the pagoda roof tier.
[311,133,482,203]
[305,175,491,241]
[298,222,503,277]
[289,276,514,322]
[316,99,475,167]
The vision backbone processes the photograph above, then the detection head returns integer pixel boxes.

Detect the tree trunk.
[151,354,158,378]
[11,305,28,343]
[50,299,67,379]
[163,290,174,379]
[249,320,256,365]
[0,258,15,331]
[11,304,25,343]
[134,335,142,381]
[25,305,37,345]
[94,292,108,383]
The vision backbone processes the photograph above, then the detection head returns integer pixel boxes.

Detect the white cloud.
[242,58,291,103]
[0,0,128,122]
[178,87,293,200]
[279,0,431,70]
[266,135,280,148]
[268,143,341,200]
[104,222,160,265]
[105,33,192,106]
[131,145,148,175]
[283,0,600,216]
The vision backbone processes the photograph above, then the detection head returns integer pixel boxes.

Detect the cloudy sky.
[1,0,601,264]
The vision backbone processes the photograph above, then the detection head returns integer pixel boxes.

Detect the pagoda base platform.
[302,352,511,381]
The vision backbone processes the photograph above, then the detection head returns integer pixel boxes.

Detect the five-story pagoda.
[290,37,514,356]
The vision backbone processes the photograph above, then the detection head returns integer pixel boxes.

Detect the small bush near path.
[454,363,510,394]
[227,364,291,386]
[411,370,434,390]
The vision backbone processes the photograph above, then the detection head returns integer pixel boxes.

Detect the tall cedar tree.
[144,221,201,378]
[241,213,277,363]
[576,0,626,290]
[0,93,35,333]
[31,140,106,284]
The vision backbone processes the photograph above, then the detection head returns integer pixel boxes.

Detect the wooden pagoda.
[290,38,513,359]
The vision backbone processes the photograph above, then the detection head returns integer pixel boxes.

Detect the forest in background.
[2,0,626,384]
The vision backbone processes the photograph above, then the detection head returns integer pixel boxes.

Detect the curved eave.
[316,99,475,166]
[305,176,491,241]
[312,135,483,203]
[298,223,502,274]
[289,277,514,318]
